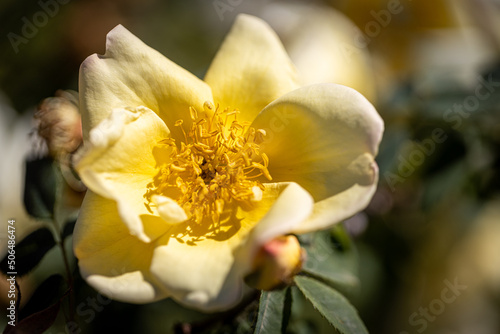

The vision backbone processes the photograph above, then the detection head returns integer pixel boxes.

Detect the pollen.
[145,101,271,230]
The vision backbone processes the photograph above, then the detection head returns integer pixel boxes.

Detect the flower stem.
[52,216,76,325]
[52,162,77,326]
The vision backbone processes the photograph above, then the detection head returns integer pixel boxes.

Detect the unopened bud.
[35,90,82,158]
[245,235,305,290]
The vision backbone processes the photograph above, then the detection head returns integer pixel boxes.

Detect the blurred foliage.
[299,226,359,294]
[0,0,220,113]
[0,228,55,277]
[23,157,57,220]
[0,0,78,112]
[358,63,500,332]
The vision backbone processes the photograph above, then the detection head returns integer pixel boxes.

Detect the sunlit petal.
[205,14,298,123]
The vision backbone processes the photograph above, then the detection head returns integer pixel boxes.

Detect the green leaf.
[0,228,56,276]
[300,228,359,291]
[254,288,290,334]
[294,276,368,334]
[286,286,335,334]
[23,157,57,219]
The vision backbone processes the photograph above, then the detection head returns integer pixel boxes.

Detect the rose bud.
[245,235,305,291]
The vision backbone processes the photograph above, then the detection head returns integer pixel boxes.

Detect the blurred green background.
[1,0,500,333]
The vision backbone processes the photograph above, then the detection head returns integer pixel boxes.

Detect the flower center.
[145,101,271,230]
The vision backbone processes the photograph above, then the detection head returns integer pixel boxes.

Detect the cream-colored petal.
[73,191,168,303]
[149,182,312,311]
[79,24,213,141]
[75,106,171,242]
[151,234,240,311]
[251,83,383,232]
[152,195,188,224]
[86,272,157,304]
[293,167,379,234]
[204,14,298,124]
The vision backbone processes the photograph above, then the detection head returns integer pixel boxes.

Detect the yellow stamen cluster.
[146,101,271,229]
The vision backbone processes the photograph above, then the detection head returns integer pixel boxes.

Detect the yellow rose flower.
[73,14,383,311]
